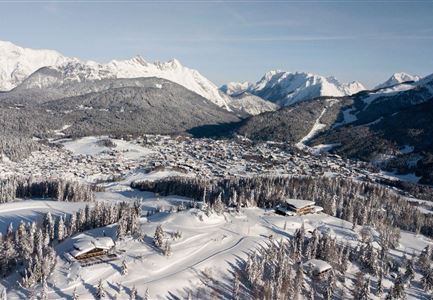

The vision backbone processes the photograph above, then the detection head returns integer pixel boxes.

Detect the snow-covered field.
[1,171,432,299]
[62,136,154,160]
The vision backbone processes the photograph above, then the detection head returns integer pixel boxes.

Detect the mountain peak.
[375,72,421,89]
[220,81,253,96]
[227,70,366,106]
[130,55,147,66]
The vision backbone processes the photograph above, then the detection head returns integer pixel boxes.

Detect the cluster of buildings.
[1,134,380,185]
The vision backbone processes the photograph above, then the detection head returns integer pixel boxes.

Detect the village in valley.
[0,134,391,183]
[0,134,433,299]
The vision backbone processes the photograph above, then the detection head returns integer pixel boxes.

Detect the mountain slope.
[236,97,344,143]
[0,40,73,91]
[17,58,232,110]
[0,78,240,139]
[227,92,279,116]
[0,40,231,110]
[233,72,433,183]
[221,70,366,107]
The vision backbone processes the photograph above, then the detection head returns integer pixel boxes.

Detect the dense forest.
[131,175,433,238]
[0,177,96,203]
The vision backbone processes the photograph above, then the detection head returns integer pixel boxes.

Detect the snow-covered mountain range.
[220,70,366,106]
[0,40,232,110]
[1,40,426,116]
[0,40,73,91]
[374,72,421,90]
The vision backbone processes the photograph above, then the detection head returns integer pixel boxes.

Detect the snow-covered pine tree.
[232,272,240,300]
[212,193,225,215]
[293,263,304,300]
[28,222,36,255]
[57,215,65,241]
[144,288,150,300]
[28,289,36,300]
[376,270,384,297]
[77,209,86,232]
[96,279,106,299]
[418,245,432,274]
[17,221,32,260]
[2,224,16,275]
[117,217,126,240]
[163,241,172,256]
[72,287,79,300]
[68,213,77,237]
[130,285,137,300]
[121,259,128,276]
[40,277,48,300]
[154,225,164,248]
[34,228,44,258]
[389,275,406,299]
[43,229,50,248]
[421,267,433,292]
[43,212,55,241]
[404,258,415,285]
[353,273,369,300]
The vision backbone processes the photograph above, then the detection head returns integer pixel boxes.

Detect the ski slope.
[1,175,431,299]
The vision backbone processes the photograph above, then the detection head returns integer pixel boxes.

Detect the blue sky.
[1,1,433,87]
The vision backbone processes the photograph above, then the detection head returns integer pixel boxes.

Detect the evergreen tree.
[376,271,384,297]
[422,267,433,292]
[213,193,225,215]
[404,259,415,285]
[72,288,79,300]
[293,263,304,300]
[43,212,55,241]
[130,285,137,300]
[116,217,127,240]
[96,279,106,299]
[390,275,406,300]
[163,241,172,256]
[144,288,150,300]
[353,273,369,300]
[40,277,48,300]
[68,213,77,237]
[57,215,65,241]
[232,272,240,300]
[154,225,164,248]
[121,259,128,276]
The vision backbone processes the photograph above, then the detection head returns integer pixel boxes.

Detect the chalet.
[68,237,115,261]
[275,198,323,216]
[303,259,333,278]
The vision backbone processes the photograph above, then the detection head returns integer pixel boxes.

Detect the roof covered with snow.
[284,198,315,209]
[71,236,114,258]
[303,259,332,274]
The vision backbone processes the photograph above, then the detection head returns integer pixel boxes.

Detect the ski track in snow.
[296,108,327,150]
